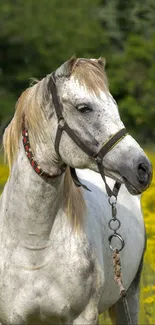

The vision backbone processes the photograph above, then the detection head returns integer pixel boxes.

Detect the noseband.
[48,73,128,197]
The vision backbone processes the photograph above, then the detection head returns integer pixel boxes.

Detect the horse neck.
[4,139,64,246]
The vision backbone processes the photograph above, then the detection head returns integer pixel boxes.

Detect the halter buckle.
[58,117,65,129]
[108,195,117,205]
[95,155,102,164]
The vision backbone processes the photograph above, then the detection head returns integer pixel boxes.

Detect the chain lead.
[108,197,125,252]
[108,193,132,325]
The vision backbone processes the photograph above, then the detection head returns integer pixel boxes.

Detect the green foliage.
[0,0,103,93]
[108,34,155,142]
[0,0,155,143]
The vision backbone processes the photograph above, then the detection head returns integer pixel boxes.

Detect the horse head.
[44,57,152,195]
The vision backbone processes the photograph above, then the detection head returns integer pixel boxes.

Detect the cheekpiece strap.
[70,167,91,192]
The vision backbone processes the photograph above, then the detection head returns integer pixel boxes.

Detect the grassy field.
[0,153,155,324]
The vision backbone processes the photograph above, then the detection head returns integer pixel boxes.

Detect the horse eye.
[76,104,92,113]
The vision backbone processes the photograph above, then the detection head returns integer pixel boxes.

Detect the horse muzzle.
[121,156,152,195]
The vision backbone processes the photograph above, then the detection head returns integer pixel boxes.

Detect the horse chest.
[0,180,145,324]
[0,238,100,324]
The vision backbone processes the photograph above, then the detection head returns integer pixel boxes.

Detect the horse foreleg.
[73,303,99,325]
[109,287,139,325]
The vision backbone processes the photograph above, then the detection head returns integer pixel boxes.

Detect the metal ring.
[108,195,117,205]
[108,218,121,231]
[108,233,125,252]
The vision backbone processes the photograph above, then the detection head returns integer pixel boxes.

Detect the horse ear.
[55,55,77,77]
[98,56,106,68]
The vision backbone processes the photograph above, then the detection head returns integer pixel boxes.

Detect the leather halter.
[48,73,128,197]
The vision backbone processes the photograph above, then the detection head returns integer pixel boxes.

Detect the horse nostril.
[138,163,147,175]
[138,163,148,184]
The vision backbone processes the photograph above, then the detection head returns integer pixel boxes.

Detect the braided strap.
[22,119,65,179]
[112,248,126,297]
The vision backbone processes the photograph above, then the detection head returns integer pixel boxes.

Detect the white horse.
[1,57,152,325]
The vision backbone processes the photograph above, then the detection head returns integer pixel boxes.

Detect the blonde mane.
[3,58,108,229]
[3,80,46,168]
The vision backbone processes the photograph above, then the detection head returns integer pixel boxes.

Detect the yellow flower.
[144,296,155,304]
[143,286,152,293]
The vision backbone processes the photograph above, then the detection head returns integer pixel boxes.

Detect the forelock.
[71,58,109,95]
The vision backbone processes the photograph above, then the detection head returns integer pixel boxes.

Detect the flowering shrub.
[140,153,155,324]
[0,164,9,193]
